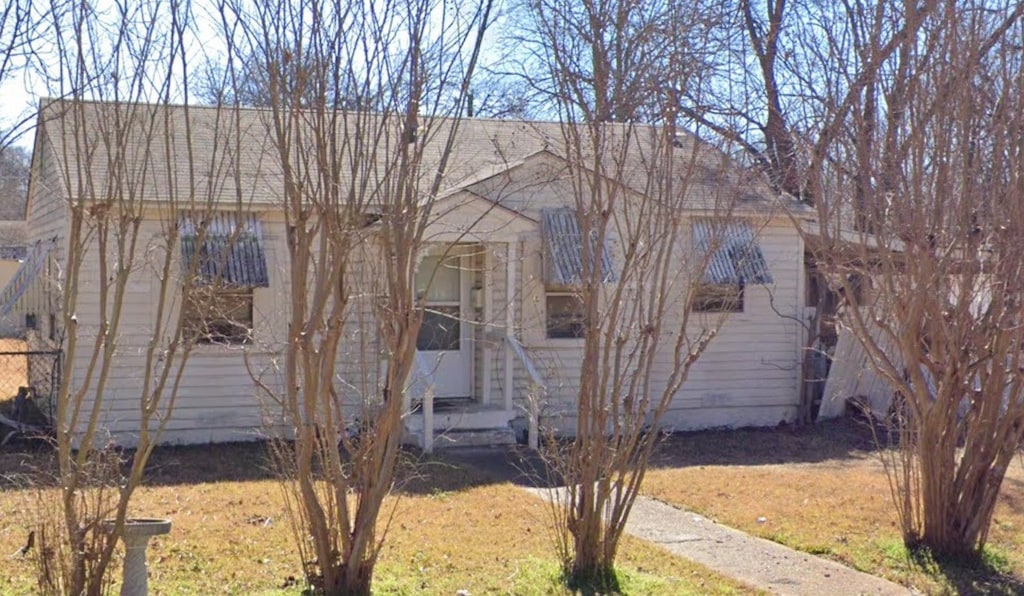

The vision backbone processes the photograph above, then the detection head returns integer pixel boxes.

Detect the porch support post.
[423,383,434,454]
[504,242,517,412]
[481,245,493,405]
[394,356,410,415]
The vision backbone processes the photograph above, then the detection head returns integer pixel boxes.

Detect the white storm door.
[415,250,473,399]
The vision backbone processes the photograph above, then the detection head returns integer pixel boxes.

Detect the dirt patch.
[649,417,883,468]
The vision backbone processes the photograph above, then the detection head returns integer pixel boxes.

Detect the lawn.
[0,442,748,595]
[642,418,1024,595]
[4,419,1020,595]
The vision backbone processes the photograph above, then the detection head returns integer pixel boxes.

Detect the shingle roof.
[34,100,774,215]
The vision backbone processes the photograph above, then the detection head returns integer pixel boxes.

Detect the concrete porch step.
[404,405,517,433]
[431,427,517,449]
[403,404,519,450]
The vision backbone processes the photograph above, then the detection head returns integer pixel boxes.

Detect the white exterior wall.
[26,110,806,445]
[659,222,803,429]
[511,219,803,434]
[59,212,389,446]
[23,133,67,346]
[469,157,804,434]
[61,215,287,446]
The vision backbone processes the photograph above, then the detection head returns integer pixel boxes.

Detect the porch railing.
[0,239,55,318]
[505,335,546,449]
[411,350,438,453]
[408,338,546,452]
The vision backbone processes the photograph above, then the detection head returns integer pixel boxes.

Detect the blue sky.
[1,0,504,152]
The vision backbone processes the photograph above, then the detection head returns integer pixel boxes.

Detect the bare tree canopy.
[805,0,1024,560]
[213,0,494,593]
[503,0,730,124]
[0,144,28,219]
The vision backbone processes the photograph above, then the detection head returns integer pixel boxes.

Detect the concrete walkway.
[524,486,910,595]
[619,494,911,595]
[443,448,911,595]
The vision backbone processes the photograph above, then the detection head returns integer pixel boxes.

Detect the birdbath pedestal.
[104,518,171,596]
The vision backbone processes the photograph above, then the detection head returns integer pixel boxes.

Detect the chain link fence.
[0,348,61,437]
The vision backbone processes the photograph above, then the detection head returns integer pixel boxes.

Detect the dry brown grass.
[0,443,748,595]
[0,338,28,402]
[642,418,1024,594]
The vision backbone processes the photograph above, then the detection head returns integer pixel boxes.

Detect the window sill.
[531,336,586,349]
[187,344,276,357]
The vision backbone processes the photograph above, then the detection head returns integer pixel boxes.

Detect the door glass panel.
[416,254,461,302]
[417,306,461,351]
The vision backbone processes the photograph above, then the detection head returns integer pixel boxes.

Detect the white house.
[16,100,808,448]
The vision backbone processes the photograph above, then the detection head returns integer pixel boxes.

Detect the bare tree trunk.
[508,1,761,585]
[810,0,1024,560]
[223,0,491,592]
[27,3,272,591]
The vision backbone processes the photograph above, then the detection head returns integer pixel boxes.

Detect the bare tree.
[811,1,1024,560]
[220,0,492,593]
[0,0,40,150]
[0,145,29,218]
[508,0,772,587]
[30,1,260,592]
[669,0,952,423]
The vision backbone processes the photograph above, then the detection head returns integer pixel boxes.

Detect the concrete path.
[624,495,910,595]
[527,487,911,596]
[441,448,910,595]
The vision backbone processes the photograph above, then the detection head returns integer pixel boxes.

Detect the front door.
[415,248,473,399]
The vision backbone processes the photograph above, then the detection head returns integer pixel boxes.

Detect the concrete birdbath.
[103,518,171,596]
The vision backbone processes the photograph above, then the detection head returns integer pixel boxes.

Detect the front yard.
[1,418,1021,594]
[0,442,745,595]
[643,419,1024,595]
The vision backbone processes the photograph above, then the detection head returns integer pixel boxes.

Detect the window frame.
[182,284,255,346]
[693,283,745,313]
[545,290,587,339]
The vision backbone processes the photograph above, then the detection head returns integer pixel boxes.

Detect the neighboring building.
[0,191,34,338]
[0,145,32,336]
[19,100,808,447]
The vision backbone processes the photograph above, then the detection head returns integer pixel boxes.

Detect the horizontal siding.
[61,216,280,446]
[61,211,396,445]
[517,219,803,431]
[47,135,805,444]
[662,223,801,425]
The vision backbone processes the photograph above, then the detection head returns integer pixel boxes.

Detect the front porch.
[400,194,544,452]
[401,241,547,452]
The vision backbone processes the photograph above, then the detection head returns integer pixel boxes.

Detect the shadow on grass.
[905,545,1024,596]
[396,444,560,495]
[647,416,884,469]
[426,417,896,494]
[563,567,622,596]
[0,436,555,494]
[0,416,891,493]
[138,441,553,493]
[0,435,57,489]
[0,439,281,490]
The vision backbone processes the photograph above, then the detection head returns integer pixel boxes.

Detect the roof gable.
[30,100,780,217]
[423,190,536,243]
